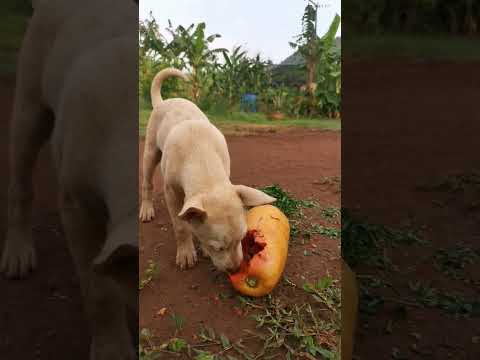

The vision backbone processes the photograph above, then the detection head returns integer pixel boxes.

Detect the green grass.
[434,245,480,280]
[259,185,317,218]
[140,284,340,360]
[139,259,159,290]
[409,281,480,318]
[139,108,149,137]
[342,209,425,269]
[344,34,480,62]
[208,111,341,130]
[139,107,341,137]
[260,185,318,239]
[0,13,28,75]
[309,224,340,239]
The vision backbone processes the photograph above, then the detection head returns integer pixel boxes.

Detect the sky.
[139,0,341,64]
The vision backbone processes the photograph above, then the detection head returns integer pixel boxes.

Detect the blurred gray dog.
[1,0,138,359]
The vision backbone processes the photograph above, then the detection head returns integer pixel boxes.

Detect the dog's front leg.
[165,185,197,269]
[60,193,134,360]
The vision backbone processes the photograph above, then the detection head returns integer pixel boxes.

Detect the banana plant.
[290,1,341,115]
[315,27,341,117]
[245,54,272,97]
[211,47,271,109]
[139,13,186,106]
[139,13,166,58]
[220,45,249,107]
[166,21,227,102]
[265,87,289,113]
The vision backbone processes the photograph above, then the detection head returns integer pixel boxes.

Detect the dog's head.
[178,185,275,272]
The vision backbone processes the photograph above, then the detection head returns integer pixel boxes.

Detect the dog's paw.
[1,229,36,279]
[176,242,198,270]
[139,201,155,222]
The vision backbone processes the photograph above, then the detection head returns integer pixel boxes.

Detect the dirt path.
[139,130,341,355]
[344,60,480,359]
[0,80,89,359]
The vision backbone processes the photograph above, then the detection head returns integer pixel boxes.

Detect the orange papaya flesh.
[229,205,289,297]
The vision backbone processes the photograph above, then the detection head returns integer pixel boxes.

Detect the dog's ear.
[93,216,138,274]
[234,185,276,206]
[178,196,207,222]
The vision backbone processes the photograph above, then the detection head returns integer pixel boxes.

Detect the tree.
[290,1,340,115]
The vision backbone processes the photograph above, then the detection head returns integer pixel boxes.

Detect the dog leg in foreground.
[1,97,53,278]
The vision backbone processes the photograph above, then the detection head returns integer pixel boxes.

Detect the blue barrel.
[240,93,257,113]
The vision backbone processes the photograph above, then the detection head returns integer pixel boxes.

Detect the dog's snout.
[226,264,240,273]
[226,252,243,273]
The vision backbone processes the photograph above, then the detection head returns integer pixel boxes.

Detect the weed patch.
[416,171,480,193]
[310,224,340,239]
[259,185,319,239]
[243,283,339,359]
[139,277,340,359]
[139,260,159,290]
[409,281,480,318]
[434,245,480,280]
[341,209,425,268]
[321,207,340,221]
[260,185,316,218]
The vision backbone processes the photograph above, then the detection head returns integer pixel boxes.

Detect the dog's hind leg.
[1,100,53,278]
[139,143,161,222]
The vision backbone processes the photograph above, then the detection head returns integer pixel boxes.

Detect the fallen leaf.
[156,307,167,316]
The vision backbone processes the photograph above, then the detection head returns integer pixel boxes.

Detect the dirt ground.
[139,130,341,355]
[343,60,480,359]
[0,79,89,359]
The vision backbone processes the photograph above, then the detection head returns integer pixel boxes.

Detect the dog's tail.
[150,68,189,108]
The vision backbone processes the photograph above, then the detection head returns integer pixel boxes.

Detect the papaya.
[341,260,358,360]
[229,205,290,297]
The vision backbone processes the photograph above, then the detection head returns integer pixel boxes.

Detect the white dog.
[140,68,276,272]
[1,1,137,359]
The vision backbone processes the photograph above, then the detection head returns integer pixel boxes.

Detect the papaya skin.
[229,205,290,297]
